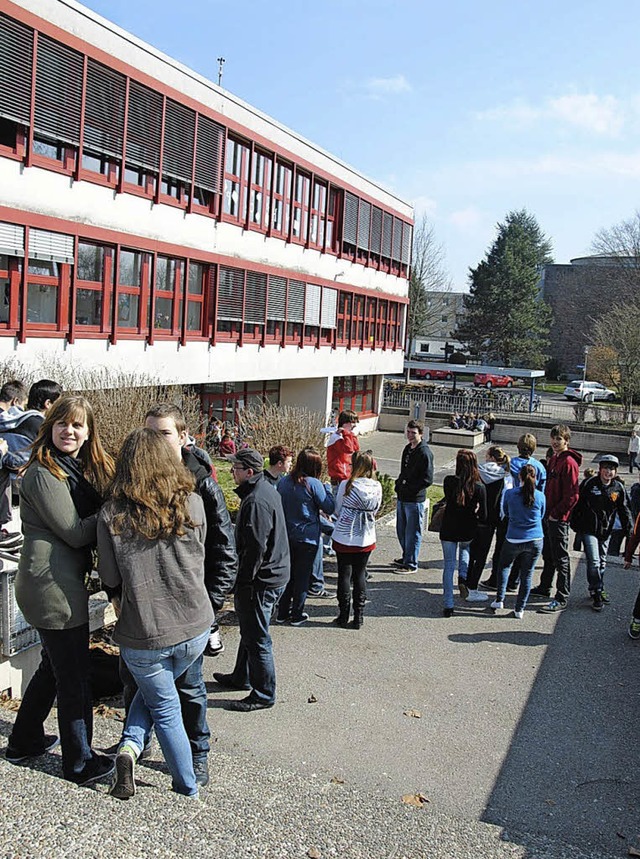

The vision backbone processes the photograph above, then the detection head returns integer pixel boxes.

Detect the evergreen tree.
[456,209,553,367]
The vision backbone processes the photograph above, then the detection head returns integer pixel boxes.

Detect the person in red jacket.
[538,424,582,614]
[326,410,360,488]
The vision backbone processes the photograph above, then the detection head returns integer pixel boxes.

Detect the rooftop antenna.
[217,57,226,87]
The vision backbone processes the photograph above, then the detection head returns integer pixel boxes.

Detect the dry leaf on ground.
[401,792,430,807]
[330,776,345,784]
[307,848,322,859]
[403,709,422,718]
[307,693,318,703]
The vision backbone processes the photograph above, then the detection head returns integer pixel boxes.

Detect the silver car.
[563,380,616,402]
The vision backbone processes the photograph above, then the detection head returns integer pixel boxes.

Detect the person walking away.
[628,430,640,474]
[325,410,360,489]
[466,447,512,602]
[569,454,631,611]
[98,429,212,799]
[394,420,434,574]
[331,452,382,629]
[491,465,545,617]
[276,448,334,625]
[538,425,582,614]
[440,450,487,617]
[6,396,115,785]
[213,449,290,711]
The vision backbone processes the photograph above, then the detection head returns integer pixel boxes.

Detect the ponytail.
[519,464,536,507]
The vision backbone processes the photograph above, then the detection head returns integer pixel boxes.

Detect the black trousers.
[336,550,371,612]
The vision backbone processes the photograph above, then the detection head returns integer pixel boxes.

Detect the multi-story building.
[410,291,466,359]
[0,0,412,428]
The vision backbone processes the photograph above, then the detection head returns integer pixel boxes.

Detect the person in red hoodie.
[538,424,582,613]
[326,410,360,488]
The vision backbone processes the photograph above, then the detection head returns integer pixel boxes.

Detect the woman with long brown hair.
[439,450,487,617]
[98,428,212,799]
[276,447,334,625]
[332,451,382,629]
[6,395,115,785]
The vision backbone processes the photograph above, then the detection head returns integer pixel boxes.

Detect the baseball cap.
[598,454,619,468]
[226,448,265,472]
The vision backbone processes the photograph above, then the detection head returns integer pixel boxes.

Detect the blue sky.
[82,0,640,289]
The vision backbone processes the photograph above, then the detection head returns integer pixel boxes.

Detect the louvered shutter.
[370,207,382,255]
[267,275,286,320]
[382,212,393,258]
[401,222,412,265]
[217,266,244,321]
[287,280,304,323]
[321,287,337,329]
[126,81,162,171]
[245,272,267,323]
[34,35,82,145]
[195,115,223,193]
[343,192,358,244]
[304,283,321,326]
[163,98,195,183]
[0,14,33,125]
[392,218,403,262]
[357,200,371,251]
[0,222,24,257]
[84,59,125,158]
[28,229,74,264]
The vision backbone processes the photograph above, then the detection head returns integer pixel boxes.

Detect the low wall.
[491,424,628,455]
[432,428,484,448]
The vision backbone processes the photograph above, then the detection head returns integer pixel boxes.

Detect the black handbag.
[428,498,447,533]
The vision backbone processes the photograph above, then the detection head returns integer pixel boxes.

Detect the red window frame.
[332,375,376,418]
[0,119,27,161]
[153,254,182,335]
[25,258,68,334]
[115,248,150,337]
[248,150,272,233]
[309,180,327,250]
[74,240,113,334]
[291,169,310,245]
[222,136,250,224]
[0,255,22,333]
[271,160,292,239]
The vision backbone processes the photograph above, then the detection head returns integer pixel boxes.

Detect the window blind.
[343,192,358,245]
[217,266,244,321]
[0,14,33,125]
[195,115,224,193]
[34,35,83,145]
[0,222,24,257]
[84,59,125,158]
[287,280,305,323]
[28,229,74,264]
[245,271,267,323]
[163,98,195,183]
[125,80,162,171]
[267,275,286,321]
[304,283,321,326]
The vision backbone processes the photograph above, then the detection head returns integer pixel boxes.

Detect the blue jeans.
[9,623,96,782]
[231,584,285,705]
[120,629,209,796]
[396,501,426,568]
[582,533,610,593]
[277,542,317,622]
[496,539,543,611]
[441,540,471,609]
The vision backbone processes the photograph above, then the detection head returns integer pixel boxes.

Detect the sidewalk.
[0,431,637,858]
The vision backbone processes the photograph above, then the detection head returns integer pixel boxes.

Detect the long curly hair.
[26,395,114,493]
[454,449,480,506]
[107,428,197,539]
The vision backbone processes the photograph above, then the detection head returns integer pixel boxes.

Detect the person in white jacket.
[628,430,640,474]
[331,452,382,629]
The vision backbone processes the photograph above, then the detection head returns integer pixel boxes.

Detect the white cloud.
[448,206,484,231]
[411,194,438,216]
[475,92,627,137]
[363,73,412,97]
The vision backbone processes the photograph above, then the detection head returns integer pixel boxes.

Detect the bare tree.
[591,302,640,412]
[590,210,640,298]
[406,215,452,352]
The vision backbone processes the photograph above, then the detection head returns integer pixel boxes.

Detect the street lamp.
[582,346,590,386]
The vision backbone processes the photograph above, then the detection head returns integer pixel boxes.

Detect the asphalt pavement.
[0,430,637,858]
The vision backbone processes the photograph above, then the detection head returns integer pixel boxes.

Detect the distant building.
[0,0,412,428]
[410,291,466,358]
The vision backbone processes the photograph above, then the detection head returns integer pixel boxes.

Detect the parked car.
[473,373,514,389]
[563,380,616,402]
[414,368,453,381]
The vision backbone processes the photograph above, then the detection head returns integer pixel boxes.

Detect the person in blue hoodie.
[504,433,547,591]
[491,464,546,618]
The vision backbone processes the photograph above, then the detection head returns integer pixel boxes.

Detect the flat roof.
[404,361,545,379]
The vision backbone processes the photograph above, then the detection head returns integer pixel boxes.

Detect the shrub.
[237,402,327,460]
[376,472,396,518]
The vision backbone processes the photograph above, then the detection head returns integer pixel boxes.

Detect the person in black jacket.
[570,454,632,611]
[393,420,434,573]
[213,448,290,712]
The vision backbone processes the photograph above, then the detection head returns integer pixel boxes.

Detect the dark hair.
[27,379,62,411]
[406,419,423,434]
[519,464,537,507]
[550,424,571,442]
[345,451,375,495]
[145,402,186,434]
[269,444,293,466]
[454,449,479,506]
[338,410,358,428]
[0,380,27,404]
[290,447,323,483]
[517,433,537,457]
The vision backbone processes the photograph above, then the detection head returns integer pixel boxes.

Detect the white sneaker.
[513,610,524,619]
[490,600,504,610]
[204,626,224,657]
[466,589,489,603]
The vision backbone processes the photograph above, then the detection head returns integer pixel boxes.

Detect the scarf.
[49,448,104,518]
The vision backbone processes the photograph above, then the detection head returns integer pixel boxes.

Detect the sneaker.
[628,618,640,640]
[513,610,524,619]
[458,579,469,600]
[392,558,405,566]
[601,590,611,604]
[592,592,604,612]
[465,589,489,603]
[538,599,567,614]
[6,733,59,763]
[307,588,334,598]
[275,615,289,625]
[193,755,209,787]
[479,579,497,591]
[74,753,115,787]
[212,672,251,691]
[109,747,136,799]
[490,600,504,610]
[442,607,454,618]
[0,529,22,549]
[394,566,417,575]
[290,613,309,626]
[529,586,551,599]
[203,626,224,657]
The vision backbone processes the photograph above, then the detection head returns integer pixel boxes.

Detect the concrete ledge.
[492,424,628,454]
[432,428,484,448]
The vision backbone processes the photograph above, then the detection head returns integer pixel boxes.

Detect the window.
[351,294,365,346]
[336,291,351,345]
[326,188,340,253]
[249,150,272,231]
[161,99,195,205]
[309,181,327,249]
[124,81,161,194]
[76,241,108,328]
[291,171,310,242]
[216,266,244,339]
[272,161,291,238]
[33,35,82,171]
[201,380,280,426]
[244,271,266,340]
[27,259,59,325]
[265,274,286,341]
[0,254,21,327]
[332,375,376,417]
[154,255,181,331]
[223,137,249,222]
[186,262,206,332]
[117,249,148,330]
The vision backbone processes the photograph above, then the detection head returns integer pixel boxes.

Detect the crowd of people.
[1,382,638,802]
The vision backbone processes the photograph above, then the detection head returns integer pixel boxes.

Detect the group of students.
[448,411,494,440]
[436,424,640,634]
[4,400,384,800]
